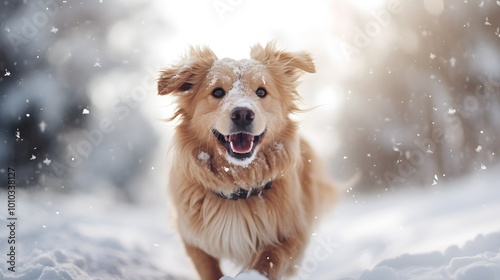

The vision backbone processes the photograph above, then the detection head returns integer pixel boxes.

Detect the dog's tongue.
[229,133,254,154]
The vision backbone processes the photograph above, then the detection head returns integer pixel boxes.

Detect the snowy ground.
[1,166,499,280]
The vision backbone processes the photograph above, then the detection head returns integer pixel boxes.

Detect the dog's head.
[158,43,315,167]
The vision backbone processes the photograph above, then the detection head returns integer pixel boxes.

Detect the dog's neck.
[212,181,272,200]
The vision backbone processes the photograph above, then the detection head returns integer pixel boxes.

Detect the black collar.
[213,181,273,200]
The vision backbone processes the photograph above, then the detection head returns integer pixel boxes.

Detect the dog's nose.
[231,107,255,127]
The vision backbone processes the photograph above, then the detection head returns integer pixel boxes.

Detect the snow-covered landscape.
[1,165,499,280]
[1,0,500,279]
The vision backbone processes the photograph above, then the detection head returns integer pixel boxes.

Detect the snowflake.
[449,57,456,67]
[43,158,52,165]
[198,151,210,162]
[273,142,284,151]
[39,121,47,132]
[82,108,90,115]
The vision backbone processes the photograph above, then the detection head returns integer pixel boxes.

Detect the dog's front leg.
[184,242,223,280]
[249,235,307,280]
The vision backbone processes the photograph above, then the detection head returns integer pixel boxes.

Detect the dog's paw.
[220,270,268,280]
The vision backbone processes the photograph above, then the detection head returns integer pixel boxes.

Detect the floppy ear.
[250,42,316,79]
[158,47,218,95]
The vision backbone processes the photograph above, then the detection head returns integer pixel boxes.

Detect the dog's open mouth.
[213,130,265,159]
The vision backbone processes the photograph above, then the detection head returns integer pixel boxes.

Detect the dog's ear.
[250,42,316,79]
[158,47,218,95]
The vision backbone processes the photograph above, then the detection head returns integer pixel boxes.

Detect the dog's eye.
[212,88,226,98]
[256,88,267,98]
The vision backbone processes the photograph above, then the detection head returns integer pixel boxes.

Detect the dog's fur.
[158,43,336,280]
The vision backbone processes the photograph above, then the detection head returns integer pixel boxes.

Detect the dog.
[158,42,336,280]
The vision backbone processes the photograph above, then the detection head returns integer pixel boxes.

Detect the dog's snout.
[231,107,255,127]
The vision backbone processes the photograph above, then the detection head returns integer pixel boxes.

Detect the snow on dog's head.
[158,42,315,188]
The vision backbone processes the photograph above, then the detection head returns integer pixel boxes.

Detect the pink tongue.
[229,133,254,154]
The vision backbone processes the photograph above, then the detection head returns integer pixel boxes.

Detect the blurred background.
[1,0,499,202]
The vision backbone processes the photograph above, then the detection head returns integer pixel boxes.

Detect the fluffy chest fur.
[169,127,309,260]
[180,190,287,265]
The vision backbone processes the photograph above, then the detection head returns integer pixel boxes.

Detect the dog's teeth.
[225,135,229,142]
[230,140,253,154]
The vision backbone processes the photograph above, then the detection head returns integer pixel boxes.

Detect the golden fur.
[158,43,336,280]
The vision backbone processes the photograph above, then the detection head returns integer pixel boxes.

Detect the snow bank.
[220,270,268,280]
[0,190,193,280]
[359,233,500,280]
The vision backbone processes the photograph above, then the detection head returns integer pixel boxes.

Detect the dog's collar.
[213,181,273,201]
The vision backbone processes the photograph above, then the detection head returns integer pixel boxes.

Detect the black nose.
[231,107,255,127]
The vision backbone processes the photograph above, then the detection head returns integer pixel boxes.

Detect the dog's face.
[158,43,315,167]
[206,58,271,165]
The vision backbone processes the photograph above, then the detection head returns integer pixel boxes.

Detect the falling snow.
[1,1,499,280]
[432,174,438,186]
[39,121,47,132]
[449,57,456,67]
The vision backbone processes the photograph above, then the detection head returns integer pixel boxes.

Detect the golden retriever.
[158,42,336,280]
